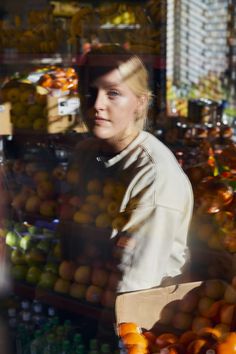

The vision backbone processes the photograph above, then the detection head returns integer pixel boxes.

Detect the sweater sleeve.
[114,165,193,293]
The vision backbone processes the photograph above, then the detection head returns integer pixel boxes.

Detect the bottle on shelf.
[15,324,26,354]
[63,319,72,338]
[43,334,57,354]
[21,309,34,332]
[100,343,112,354]
[73,333,83,347]
[75,344,86,354]
[20,300,31,314]
[55,325,65,352]
[89,338,99,351]
[48,315,60,333]
[31,301,47,328]
[7,307,18,331]
[30,329,43,354]
[47,306,57,319]
[61,339,72,354]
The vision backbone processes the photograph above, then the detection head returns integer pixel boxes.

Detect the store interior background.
[0,2,236,353]
[0,0,236,133]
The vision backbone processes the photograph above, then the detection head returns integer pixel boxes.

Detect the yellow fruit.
[66,168,80,184]
[207,235,223,250]
[112,15,122,25]
[114,183,126,202]
[204,279,226,300]
[35,93,47,106]
[103,182,116,198]
[107,201,119,217]
[19,90,33,105]
[69,283,87,299]
[73,211,93,224]
[54,278,70,294]
[11,102,26,116]
[33,118,47,131]
[80,203,99,216]
[39,200,57,217]
[27,104,43,119]
[7,88,20,103]
[15,115,32,129]
[87,179,102,194]
[95,213,111,228]
[98,198,111,211]
[85,194,101,205]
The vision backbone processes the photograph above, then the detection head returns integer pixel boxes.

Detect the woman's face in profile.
[83,67,141,147]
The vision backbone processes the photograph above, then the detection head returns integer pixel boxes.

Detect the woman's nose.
[94,90,106,110]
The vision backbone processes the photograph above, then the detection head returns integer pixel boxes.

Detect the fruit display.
[0,0,166,56]
[4,219,60,283]
[0,7,66,54]
[2,294,117,353]
[69,1,165,55]
[0,80,48,131]
[1,143,122,308]
[182,141,236,280]
[167,72,226,118]
[2,214,118,310]
[37,66,78,94]
[116,277,236,353]
[0,65,79,133]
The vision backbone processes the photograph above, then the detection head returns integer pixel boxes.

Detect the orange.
[118,322,140,337]
[143,330,158,351]
[216,332,236,354]
[155,332,178,349]
[214,323,230,338]
[179,330,198,346]
[143,330,156,344]
[122,333,148,349]
[166,343,185,354]
[187,338,211,354]
[197,326,222,341]
[127,345,148,354]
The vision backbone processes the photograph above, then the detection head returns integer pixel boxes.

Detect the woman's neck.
[99,130,140,154]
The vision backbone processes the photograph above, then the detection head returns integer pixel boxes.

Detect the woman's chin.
[90,126,112,140]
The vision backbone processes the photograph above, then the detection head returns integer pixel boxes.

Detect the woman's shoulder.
[138,131,181,170]
[138,132,193,207]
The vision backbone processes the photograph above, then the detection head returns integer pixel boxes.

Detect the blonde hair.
[79,44,152,129]
[118,56,152,128]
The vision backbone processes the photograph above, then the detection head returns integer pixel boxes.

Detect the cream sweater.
[73,131,194,293]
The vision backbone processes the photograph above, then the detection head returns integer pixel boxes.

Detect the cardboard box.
[115,281,203,331]
[47,94,87,134]
[0,102,12,135]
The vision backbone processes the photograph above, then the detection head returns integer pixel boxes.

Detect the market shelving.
[13,281,114,322]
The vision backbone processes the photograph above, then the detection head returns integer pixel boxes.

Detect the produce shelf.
[190,245,236,282]
[0,53,166,70]
[13,281,114,323]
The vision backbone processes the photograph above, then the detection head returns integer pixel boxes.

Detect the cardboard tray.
[115,281,203,331]
[0,102,12,135]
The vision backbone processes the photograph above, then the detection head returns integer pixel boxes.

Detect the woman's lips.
[94,116,109,123]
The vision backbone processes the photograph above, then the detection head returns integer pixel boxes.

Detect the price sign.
[58,97,80,116]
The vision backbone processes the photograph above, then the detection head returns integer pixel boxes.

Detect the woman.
[73,44,193,293]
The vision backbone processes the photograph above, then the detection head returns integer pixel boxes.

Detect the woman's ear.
[138,94,148,110]
[135,95,148,124]
[136,95,148,117]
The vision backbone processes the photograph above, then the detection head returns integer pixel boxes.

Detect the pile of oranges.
[37,67,78,93]
[117,322,236,354]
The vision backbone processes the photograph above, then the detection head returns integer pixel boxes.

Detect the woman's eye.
[107,90,120,97]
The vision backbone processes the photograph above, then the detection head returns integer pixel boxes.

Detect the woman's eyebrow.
[92,79,122,88]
